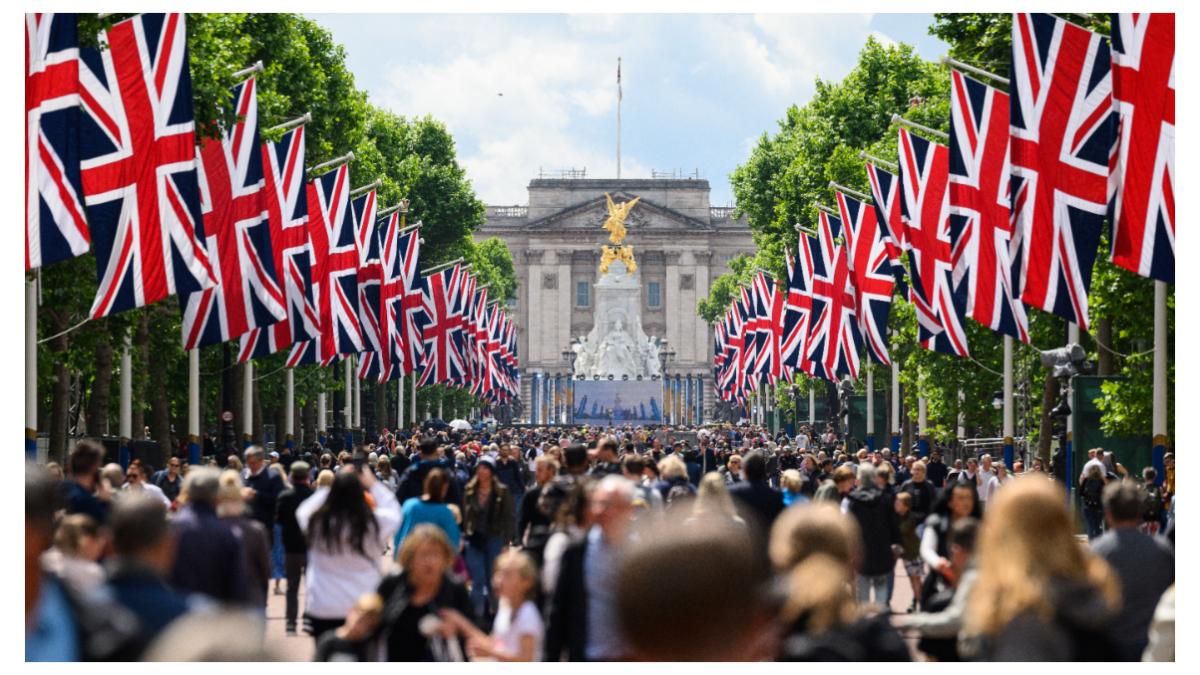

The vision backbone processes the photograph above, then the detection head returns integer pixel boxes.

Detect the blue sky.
[309,13,951,207]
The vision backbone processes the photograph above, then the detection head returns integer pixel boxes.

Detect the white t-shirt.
[491,599,543,661]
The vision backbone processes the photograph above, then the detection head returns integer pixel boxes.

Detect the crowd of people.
[26,422,1175,661]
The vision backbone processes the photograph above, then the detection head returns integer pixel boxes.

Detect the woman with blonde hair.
[375,524,475,660]
[962,476,1120,661]
[217,470,272,609]
[316,469,335,488]
[685,472,745,528]
[769,503,909,661]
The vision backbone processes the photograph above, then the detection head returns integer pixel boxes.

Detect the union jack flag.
[1109,13,1174,283]
[181,76,285,349]
[353,189,384,361]
[418,264,467,386]
[837,190,895,364]
[806,210,862,380]
[288,164,362,366]
[864,161,909,297]
[375,218,423,382]
[751,272,776,383]
[238,125,318,362]
[768,280,787,384]
[78,13,215,318]
[1010,12,1115,330]
[898,128,971,357]
[948,70,1030,343]
[26,13,89,271]
[452,271,478,390]
[781,245,816,378]
[731,292,752,399]
[468,288,493,397]
[738,286,760,393]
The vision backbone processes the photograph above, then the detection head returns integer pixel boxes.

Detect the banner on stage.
[573,381,663,425]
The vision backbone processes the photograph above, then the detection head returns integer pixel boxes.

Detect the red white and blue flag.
[1109,13,1174,283]
[352,189,384,366]
[375,219,424,382]
[948,70,1030,343]
[26,13,89,271]
[864,161,909,297]
[78,13,215,318]
[806,210,862,380]
[837,190,895,364]
[418,264,467,386]
[288,164,361,366]
[898,127,971,357]
[238,125,318,361]
[750,272,776,384]
[1010,12,1114,330]
[781,245,816,378]
[181,76,285,349]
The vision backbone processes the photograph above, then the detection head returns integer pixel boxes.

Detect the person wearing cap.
[463,456,515,620]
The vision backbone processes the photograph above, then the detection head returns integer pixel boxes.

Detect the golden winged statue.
[602,193,640,245]
[600,244,638,275]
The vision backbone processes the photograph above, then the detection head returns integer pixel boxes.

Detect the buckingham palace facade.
[475,174,755,423]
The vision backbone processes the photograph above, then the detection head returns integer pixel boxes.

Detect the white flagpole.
[1003,335,1014,467]
[243,361,254,447]
[398,374,405,432]
[808,387,815,427]
[317,391,327,441]
[353,359,362,429]
[25,273,37,460]
[918,396,928,456]
[866,367,875,450]
[285,367,295,450]
[891,357,900,452]
[1153,281,1168,479]
[189,349,200,462]
[410,376,417,428]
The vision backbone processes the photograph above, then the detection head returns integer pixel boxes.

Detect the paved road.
[263,557,922,662]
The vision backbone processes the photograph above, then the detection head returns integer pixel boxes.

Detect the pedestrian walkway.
[265,584,314,662]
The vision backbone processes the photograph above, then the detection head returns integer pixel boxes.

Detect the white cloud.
[870,30,898,48]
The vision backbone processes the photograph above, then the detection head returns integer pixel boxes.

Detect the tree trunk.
[87,326,114,438]
[1096,316,1114,376]
[1037,372,1059,464]
[47,308,72,463]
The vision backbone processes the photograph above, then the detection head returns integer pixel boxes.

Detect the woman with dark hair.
[462,458,514,621]
[297,466,401,644]
[394,468,461,555]
[919,482,982,606]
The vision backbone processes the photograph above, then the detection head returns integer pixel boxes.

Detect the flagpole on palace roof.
[616,56,622,179]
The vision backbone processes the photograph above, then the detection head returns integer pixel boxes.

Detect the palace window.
[575,281,590,308]
[647,281,662,309]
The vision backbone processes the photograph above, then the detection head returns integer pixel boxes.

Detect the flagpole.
[353,359,362,429]
[858,151,899,172]
[891,355,901,452]
[243,361,253,448]
[1152,281,1168,482]
[397,374,405,432]
[410,375,417,427]
[866,367,875,450]
[267,112,311,134]
[25,273,37,460]
[318,390,327,446]
[1067,322,1079,487]
[891,114,950,142]
[616,56,622,179]
[1002,335,1014,468]
[189,349,200,463]
[344,358,353,447]
[119,336,132,468]
[808,387,815,427]
[285,367,295,451]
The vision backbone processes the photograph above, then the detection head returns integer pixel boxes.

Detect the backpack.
[1080,478,1104,510]
[1142,485,1163,520]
